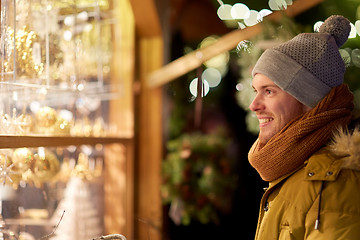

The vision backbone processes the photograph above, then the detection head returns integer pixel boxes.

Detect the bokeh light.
[268,0,287,11]
[230,3,250,20]
[257,9,273,22]
[217,4,232,20]
[313,21,323,32]
[200,36,230,70]
[189,78,210,97]
[339,49,351,67]
[349,23,357,38]
[351,49,360,67]
[355,20,360,36]
[202,68,222,88]
[244,10,260,26]
[236,78,255,110]
[238,22,246,29]
[216,1,295,29]
[64,30,72,41]
[314,20,356,39]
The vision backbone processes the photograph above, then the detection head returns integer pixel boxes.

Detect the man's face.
[249,74,310,145]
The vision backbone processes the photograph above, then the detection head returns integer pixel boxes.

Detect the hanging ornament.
[32,148,60,184]
[11,148,36,186]
[34,107,72,135]
[52,117,72,135]
[0,154,21,188]
[35,107,58,129]
[12,148,34,174]
[1,109,33,135]
[72,153,92,181]
[4,25,44,78]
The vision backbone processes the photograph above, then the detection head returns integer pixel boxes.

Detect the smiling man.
[247,15,360,239]
[250,74,311,146]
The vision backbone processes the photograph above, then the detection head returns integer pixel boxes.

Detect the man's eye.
[265,89,272,94]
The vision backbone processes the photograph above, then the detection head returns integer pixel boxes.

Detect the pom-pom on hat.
[252,15,351,108]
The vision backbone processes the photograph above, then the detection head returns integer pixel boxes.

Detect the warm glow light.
[244,10,259,26]
[64,16,75,26]
[77,83,85,91]
[30,101,41,113]
[351,49,360,67]
[339,49,351,67]
[231,3,250,19]
[268,0,287,10]
[200,36,230,68]
[64,30,72,41]
[38,147,45,159]
[12,91,18,101]
[238,22,246,29]
[202,68,222,88]
[77,11,89,21]
[217,4,233,20]
[189,78,210,97]
[313,21,323,32]
[257,9,272,22]
[355,20,360,36]
[349,22,357,38]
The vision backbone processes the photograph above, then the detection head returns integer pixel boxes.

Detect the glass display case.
[0,0,133,239]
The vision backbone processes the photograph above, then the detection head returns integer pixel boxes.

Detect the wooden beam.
[136,36,164,240]
[105,0,135,239]
[129,0,162,37]
[0,136,131,149]
[147,0,324,88]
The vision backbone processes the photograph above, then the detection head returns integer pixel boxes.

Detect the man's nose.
[249,95,263,112]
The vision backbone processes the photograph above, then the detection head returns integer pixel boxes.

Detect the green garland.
[161,130,238,225]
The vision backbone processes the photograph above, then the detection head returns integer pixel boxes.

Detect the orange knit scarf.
[248,84,354,182]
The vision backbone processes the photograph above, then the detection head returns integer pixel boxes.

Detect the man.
[248,15,360,239]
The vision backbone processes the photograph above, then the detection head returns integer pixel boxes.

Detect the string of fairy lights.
[188,0,360,99]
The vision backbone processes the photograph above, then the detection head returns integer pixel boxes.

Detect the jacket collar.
[304,148,343,181]
[267,127,360,187]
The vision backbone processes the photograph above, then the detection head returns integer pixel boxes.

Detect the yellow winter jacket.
[255,130,360,240]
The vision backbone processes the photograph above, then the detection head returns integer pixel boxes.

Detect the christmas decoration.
[161,130,238,225]
[1,148,61,188]
[34,107,71,135]
[32,148,60,184]
[0,153,20,187]
[4,25,44,78]
[0,109,33,135]
[35,107,58,129]
[50,177,102,240]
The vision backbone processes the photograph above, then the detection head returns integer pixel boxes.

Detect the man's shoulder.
[300,127,360,184]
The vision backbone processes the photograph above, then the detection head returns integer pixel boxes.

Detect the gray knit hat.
[252,15,351,108]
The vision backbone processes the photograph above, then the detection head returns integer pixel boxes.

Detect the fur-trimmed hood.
[328,128,360,171]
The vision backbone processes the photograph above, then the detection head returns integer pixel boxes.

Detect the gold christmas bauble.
[52,117,71,135]
[12,148,35,173]
[33,149,60,183]
[35,107,57,128]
